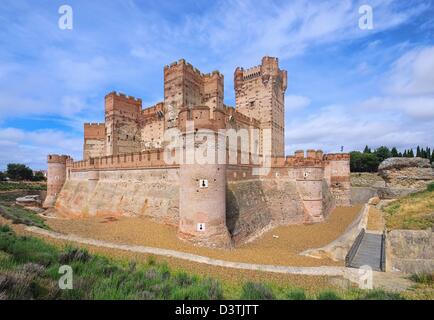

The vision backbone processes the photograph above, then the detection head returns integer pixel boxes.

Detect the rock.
[378,157,434,195]
[368,197,380,205]
[15,195,42,208]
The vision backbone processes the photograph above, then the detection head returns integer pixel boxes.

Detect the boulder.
[378,158,434,197]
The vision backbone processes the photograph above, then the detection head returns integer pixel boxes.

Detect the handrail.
[380,231,386,272]
[345,228,365,267]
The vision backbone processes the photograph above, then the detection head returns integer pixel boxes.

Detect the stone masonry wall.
[387,229,434,274]
[55,168,180,225]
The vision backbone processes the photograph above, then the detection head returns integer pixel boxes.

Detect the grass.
[0,225,225,300]
[0,223,414,300]
[0,204,48,229]
[0,191,49,229]
[0,181,46,192]
[383,183,434,230]
[409,273,433,285]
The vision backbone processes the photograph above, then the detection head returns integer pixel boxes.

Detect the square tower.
[234,57,287,157]
[164,59,224,130]
[104,92,142,156]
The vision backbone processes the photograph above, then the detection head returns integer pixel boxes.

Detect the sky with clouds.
[0,0,433,169]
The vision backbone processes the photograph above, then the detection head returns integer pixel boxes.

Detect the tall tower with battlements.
[104,92,142,156]
[234,57,287,157]
[164,59,224,130]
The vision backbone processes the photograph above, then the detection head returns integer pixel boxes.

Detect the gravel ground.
[46,205,362,267]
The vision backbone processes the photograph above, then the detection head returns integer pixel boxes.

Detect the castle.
[43,57,351,248]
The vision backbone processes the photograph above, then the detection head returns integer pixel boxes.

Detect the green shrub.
[410,273,433,285]
[240,282,275,300]
[358,289,403,300]
[316,290,341,300]
[285,287,306,300]
[0,224,12,233]
[427,183,434,192]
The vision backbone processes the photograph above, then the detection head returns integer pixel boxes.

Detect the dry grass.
[367,206,385,231]
[383,188,434,230]
[45,205,362,268]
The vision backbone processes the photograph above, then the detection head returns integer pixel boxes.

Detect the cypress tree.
[363,145,371,154]
[416,146,421,157]
[409,149,415,157]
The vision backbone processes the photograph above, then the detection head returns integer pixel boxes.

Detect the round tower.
[178,106,232,248]
[43,154,70,208]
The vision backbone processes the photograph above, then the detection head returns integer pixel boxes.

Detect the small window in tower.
[108,135,111,142]
[126,135,129,139]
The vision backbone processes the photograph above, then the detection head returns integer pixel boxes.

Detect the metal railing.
[345,228,365,267]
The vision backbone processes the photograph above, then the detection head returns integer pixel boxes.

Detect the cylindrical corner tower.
[43,154,70,208]
[178,107,232,248]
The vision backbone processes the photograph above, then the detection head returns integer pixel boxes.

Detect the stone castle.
[43,57,351,248]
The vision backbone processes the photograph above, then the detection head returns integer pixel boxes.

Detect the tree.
[350,151,380,172]
[32,171,46,182]
[363,145,371,153]
[374,146,391,163]
[391,147,399,157]
[408,149,415,157]
[431,150,434,164]
[6,163,33,181]
[0,171,6,181]
[416,146,421,157]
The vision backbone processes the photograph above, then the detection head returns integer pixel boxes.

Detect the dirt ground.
[46,205,363,267]
[0,205,364,293]
[367,206,385,231]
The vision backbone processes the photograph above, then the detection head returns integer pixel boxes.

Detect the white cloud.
[285,95,311,110]
[0,128,82,170]
[285,104,433,154]
[359,96,434,120]
[386,46,434,96]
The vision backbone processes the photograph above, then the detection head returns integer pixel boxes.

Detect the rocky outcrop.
[378,157,434,198]
[387,229,434,274]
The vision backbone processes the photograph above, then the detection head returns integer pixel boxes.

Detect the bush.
[240,282,275,300]
[427,183,434,192]
[358,289,403,300]
[285,287,306,300]
[59,247,90,264]
[410,273,433,285]
[350,151,380,172]
[316,290,341,300]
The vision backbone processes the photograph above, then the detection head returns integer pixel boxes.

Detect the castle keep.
[44,57,351,248]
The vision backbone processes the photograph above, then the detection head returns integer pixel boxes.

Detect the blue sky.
[0,0,433,169]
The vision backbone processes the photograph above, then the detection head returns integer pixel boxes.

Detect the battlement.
[84,122,105,126]
[283,150,325,167]
[324,153,351,161]
[47,154,71,164]
[164,59,205,78]
[105,91,142,103]
[84,123,105,140]
[105,91,142,114]
[71,148,172,171]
